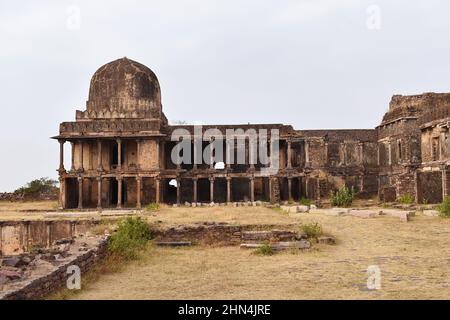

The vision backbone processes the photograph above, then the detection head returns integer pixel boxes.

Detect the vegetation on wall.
[397,193,415,204]
[438,196,450,218]
[330,186,355,207]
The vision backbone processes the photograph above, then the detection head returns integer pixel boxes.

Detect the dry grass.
[0,200,58,220]
[143,205,299,227]
[63,211,450,300]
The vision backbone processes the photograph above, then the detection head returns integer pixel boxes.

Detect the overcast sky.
[1,0,450,191]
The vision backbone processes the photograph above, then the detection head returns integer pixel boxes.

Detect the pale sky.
[1,0,450,191]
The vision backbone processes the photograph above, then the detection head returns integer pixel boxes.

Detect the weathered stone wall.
[0,237,108,300]
[0,220,98,256]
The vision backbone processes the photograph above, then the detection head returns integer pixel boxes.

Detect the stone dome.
[85,57,162,119]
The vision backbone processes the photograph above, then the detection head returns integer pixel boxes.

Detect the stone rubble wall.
[0,237,108,300]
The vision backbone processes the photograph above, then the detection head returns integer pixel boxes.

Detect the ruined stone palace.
[53,57,450,209]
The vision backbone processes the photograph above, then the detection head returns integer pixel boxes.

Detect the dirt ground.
[64,209,450,300]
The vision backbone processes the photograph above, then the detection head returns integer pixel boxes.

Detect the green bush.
[14,177,58,195]
[144,202,160,211]
[300,222,323,239]
[254,243,274,256]
[108,217,153,260]
[397,194,415,204]
[299,197,312,206]
[330,186,355,207]
[438,196,450,218]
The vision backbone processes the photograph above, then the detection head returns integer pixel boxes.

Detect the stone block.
[296,205,310,213]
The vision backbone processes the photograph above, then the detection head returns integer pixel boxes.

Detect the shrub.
[14,177,58,196]
[299,197,312,206]
[438,196,450,218]
[301,222,323,239]
[254,243,274,256]
[108,217,153,260]
[144,202,160,211]
[397,194,415,204]
[330,186,355,207]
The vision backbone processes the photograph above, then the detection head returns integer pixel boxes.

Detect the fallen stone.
[0,269,22,281]
[296,205,310,213]
[1,257,21,268]
[317,236,336,245]
[349,210,378,218]
[310,204,318,210]
[0,275,9,285]
[272,240,311,251]
[423,210,439,217]
[53,238,74,245]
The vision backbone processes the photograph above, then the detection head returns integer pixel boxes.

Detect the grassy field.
[61,210,450,300]
[0,200,58,220]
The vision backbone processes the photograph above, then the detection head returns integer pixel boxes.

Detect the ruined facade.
[53,58,450,208]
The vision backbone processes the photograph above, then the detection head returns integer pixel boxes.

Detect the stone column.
[97,140,103,171]
[77,176,83,209]
[58,140,65,172]
[287,140,292,169]
[136,139,141,170]
[70,141,75,171]
[59,177,65,209]
[288,177,292,201]
[210,138,214,170]
[298,177,302,199]
[305,178,309,198]
[226,177,232,203]
[79,140,84,172]
[97,176,102,210]
[209,177,215,203]
[136,176,142,209]
[176,178,181,205]
[117,138,122,170]
[250,177,255,203]
[155,178,161,204]
[193,140,198,170]
[226,138,232,170]
[305,140,310,167]
[193,178,198,204]
[117,176,122,209]
[249,137,256,170]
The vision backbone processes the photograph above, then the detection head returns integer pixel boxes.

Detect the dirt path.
[67,212,450,299]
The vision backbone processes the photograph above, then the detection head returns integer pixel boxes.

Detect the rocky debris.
[155,241,192,247]
[317,236,336,245]
[53,238,74,245]
[1,257,21,268]
[380,208,415,222]
[296,205,310,213]
[0,269,22,281]
[348,210,378,218]
[423,210,439,217]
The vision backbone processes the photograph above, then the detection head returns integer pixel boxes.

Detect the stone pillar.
[70,141,75,171]
[117,176,122,209]
[226,177,232,203]
[117,138,122,170]
[287,140,292,169]
[79,140,84,172]
[305,140,310,167]
[193,178,198,204]
[226,138,232,169]
[136,176,142,209]
[250,177,255,202]
[249,137,256,170]
[97,140,103,171]
[193,140,198,170]
[305,178,309,198]
[155,178,161,204]
[288,177,292,201]
[209,177,215,203]
[210,138,214,170]
[58,140,65,172]
[316,178,321,200]
[77,176,83,209]
[298,177,302,199]
[59,177,66,209]
[176,178,181,205]
[97,176,102,210]
[136,139,141,170]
